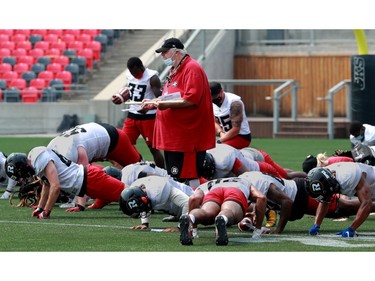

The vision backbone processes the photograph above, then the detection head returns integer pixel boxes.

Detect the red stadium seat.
[81,29,101,38]
[14,29,31,38]
[0,34,10,42]
[16,41,32,51]
[85,41,101,61]
[76,34,92,45]
[68,41,84,52]
[50,41,67,53]
[63,29,81,37]
[38,70,54,86]
[0,41,15,50]
[30,29,47,37]
[21,86,39,103]
[46,29,63,37]
[0,48,11,60]
[13,62,30,77]
[46,62,63,77]
[9,78,27,90]
[77,48,94,69]
[0,63,12,78]
[2,70,18,84]
[34,41,50,51]
[0,30,14,36]
[28,48,45,64]
[55,70,72,90]
[29,78,46,91]
[52,55,69,67]
[11,34,27,43]
[44,48,61,58]
[60,34,75,44]
[11,48,27,58]
[43,33,59,43]
[17,55,34,67]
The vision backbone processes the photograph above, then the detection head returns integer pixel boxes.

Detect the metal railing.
[213,79,299,137]
[317,79,351,139]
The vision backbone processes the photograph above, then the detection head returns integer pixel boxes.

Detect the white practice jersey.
[0,152,17,190]
[127,68,159,115]
[28,146,84,200]
[240,147,265,162]
[212,92,251,135]
[350,124,375,147]
[129,175,189,217]
[239,171,297,201]
[196,177,250,198]
[326,162,375,198]
[208,144,259,178]
[121,161,193,196]
[47,122,111,163]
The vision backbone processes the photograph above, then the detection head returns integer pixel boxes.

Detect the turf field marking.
[0,220,131,229]
[231,233,375,248]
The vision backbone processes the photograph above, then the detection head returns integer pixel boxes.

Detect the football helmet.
[119,185,152,217]
[103,166,122,180]
[5,153,35,181]
[306,167,340,203]
[201,153,216,179]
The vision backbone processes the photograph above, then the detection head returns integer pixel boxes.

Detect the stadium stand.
[2,87,21,102]
[21,86,39,103]
[21,71,37,87]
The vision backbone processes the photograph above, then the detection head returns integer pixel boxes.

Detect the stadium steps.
[67,29,168,101]
[249,117,350,138]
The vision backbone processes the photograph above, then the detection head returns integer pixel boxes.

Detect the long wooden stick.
[124,100,184,105]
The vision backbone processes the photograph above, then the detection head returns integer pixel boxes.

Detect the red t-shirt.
[153,56,216,152]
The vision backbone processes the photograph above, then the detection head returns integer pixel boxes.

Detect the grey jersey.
[326,162,375,198]
[208,144,259,178]
[240,147,265,162]
[28,146,84,200]
[129,176,189,217]
[239,171,297,201]
[0,152,17,190]
[121,162,193,196]
[47,122,111,163]
[196,177,251,198]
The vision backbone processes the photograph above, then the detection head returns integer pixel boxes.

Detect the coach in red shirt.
[151,37,216,187]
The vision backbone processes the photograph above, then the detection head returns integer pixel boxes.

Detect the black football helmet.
[201,152,216,179]
[119,186,152,217]
[5,152,35,181]
[306,167,340,203]
[103,166,122,181]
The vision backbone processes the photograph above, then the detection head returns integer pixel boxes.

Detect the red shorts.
[306,194,339,216]
[222,135,250,149]
[85,164,125,203]
[123,117,156,147]
[202,187,248,215]
[106,128,142,167]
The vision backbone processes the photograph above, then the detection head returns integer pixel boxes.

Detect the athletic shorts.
[202,187,248,215]
[123,117,156,147]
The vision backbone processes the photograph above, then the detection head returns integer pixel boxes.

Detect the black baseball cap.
[155,38,184,53]
[302,155,317,173]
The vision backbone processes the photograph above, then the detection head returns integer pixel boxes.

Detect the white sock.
[188,214,196,224]
[219,214,228,225]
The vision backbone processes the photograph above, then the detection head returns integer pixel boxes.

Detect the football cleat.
[265,209,277,228]
[215,216,228,246]
[179,215,193,245]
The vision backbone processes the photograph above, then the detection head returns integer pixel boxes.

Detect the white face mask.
[163,49,176,66]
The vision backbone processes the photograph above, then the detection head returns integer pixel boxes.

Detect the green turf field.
[1,137,375,252]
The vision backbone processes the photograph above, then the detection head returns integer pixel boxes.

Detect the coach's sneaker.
[215,216,228,246]
[265,210,277,228]
[179,215,193,245]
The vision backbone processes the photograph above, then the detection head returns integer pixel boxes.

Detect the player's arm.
[43,161,61,213]
[249,185,267,230]
[189,189,204,213]
[150,75,162,98]
[267,184,293,234]
[219,101,242,142]
[350,174,372,230]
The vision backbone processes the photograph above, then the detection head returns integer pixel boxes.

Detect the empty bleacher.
[0,29,119,103]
